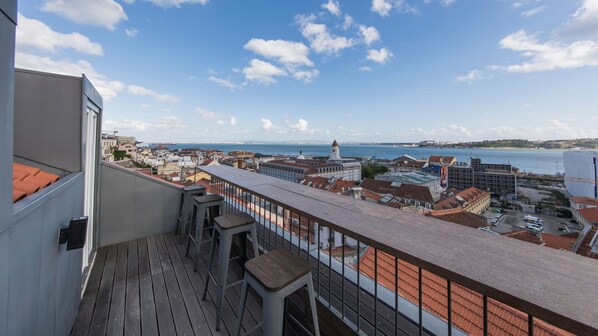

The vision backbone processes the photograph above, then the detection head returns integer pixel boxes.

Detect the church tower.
[331,140,340,159]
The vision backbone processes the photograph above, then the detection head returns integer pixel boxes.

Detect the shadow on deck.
[70,232,338,336]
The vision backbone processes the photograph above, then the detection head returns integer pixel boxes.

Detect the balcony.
[70,163,598,336]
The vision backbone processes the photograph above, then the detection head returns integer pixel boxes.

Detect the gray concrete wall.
[1,173,85,336]
[13,69,83,173]
[98,163,182,247]
[0,2,16,334]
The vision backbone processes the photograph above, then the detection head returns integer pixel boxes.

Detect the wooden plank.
[163,234,213,336]
[71,247,108,336]
[146,235,177,336]
[200,165,598,335]
[155,235,194,335]
[124,240,141,336]
[88,245,118,336]
[173,234,238,336]
[107,243,128,336]
[137,238,158,336]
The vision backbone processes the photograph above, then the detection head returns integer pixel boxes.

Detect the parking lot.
[484,209,581,235]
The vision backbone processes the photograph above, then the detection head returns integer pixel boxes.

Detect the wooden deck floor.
[70,233,309,336]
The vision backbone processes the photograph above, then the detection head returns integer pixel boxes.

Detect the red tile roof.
[435,187,488,211]
[359,178,396,195]
[578,208,598,225]
[503,230,543,245]
[394,184,434,203]
[541,234,577,251]
[426,209,489,229]
[12,162,60,203]
[570,196,598,207]
[575,226,598,259]
[359,247,571,336]
[428,155,456,164]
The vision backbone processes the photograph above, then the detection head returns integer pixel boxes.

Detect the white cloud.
[359,66,372,72]
[103,115,186,132]
[132,0,208,8]
[41,0,127,30]
[558,0,598,39]
[367,48,393,64]
[16,14,103,56]
[125,28,139,37]
[512,2,523,8]
[293,69,320,83]
[498,29,598,73]
[243,59,287,86]
[296,15,354,54]
[140,103,151,108]
[521,6,546,17]
[127,85,180,103]
[322,0,341,16]
[229,116,237,125]
[261,118,274,132]
[440,0,455,6]
[456,69,484,83]
[208,76,242,91]
[289,119,313,133]
[359,25,381,46]
[196,107,220,122]
[342,15,355,30]
[372,0,418,16]
[244,38,313,67]
[15,52,124,100]
[16,52,182,103]
[372,0,393,16]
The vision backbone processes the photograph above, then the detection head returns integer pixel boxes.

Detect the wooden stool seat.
[215,212,256,230]
[245,249,311,292]
[194,194,224,204]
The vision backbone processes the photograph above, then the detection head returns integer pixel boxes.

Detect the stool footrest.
[239,322,263,336]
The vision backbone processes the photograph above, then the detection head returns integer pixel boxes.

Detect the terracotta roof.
[427,209,489,229]
[12,162,60,203]
[359,179,395,195]
[435,187,488,211]
[578,208,598,225]
[328,179,357,194]
[570,196,598,207]
[428,155,456,164]
[575,226,598,259]
[394,183,434,203]
[359,247,571,336]
[200,159,214,166]
[541,234,577,251]
[332,140,339,147]
[503,230,543,245]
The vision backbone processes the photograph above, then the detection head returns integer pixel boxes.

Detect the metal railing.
[201,165,598,336]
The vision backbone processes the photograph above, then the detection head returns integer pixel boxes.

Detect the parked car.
[526,223,544,233]
[570,219,579,224]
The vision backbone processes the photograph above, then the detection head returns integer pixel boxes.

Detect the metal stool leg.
[215,230,233,331]
[202,227,218,299]
[185,204,198,257]
[234,274,249,336]
[194,205,208,259]
[249,224,259,258]
[307,274,320,336]
[262,292,285,336]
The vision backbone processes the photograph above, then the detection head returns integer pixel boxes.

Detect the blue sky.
[15,0,598,143]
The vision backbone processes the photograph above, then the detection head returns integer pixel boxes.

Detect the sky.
[15,0,598,143]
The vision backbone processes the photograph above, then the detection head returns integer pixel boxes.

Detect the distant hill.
[441,138,598,149]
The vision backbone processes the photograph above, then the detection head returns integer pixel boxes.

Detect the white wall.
[564,151,598,198]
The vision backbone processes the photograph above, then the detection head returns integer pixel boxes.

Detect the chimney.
[350,187,363,199]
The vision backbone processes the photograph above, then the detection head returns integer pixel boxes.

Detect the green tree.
[361,163,389,179]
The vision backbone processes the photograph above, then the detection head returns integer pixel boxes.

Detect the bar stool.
[176,185,206,240]
[185,194,224,264]
[202,212,260,331]
[235,249,320,336]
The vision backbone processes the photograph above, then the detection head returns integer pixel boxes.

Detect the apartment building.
[448,157,516,196]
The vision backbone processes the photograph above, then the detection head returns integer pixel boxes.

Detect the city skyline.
[15,0,598,142]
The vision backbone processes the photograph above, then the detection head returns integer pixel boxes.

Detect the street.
[484,209,581,235]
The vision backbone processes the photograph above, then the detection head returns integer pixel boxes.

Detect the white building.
[100,136,116,162]
[564,150,598,199]
[259,141,362,182]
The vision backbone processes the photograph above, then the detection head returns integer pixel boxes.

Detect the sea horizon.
[148,142,567,175]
